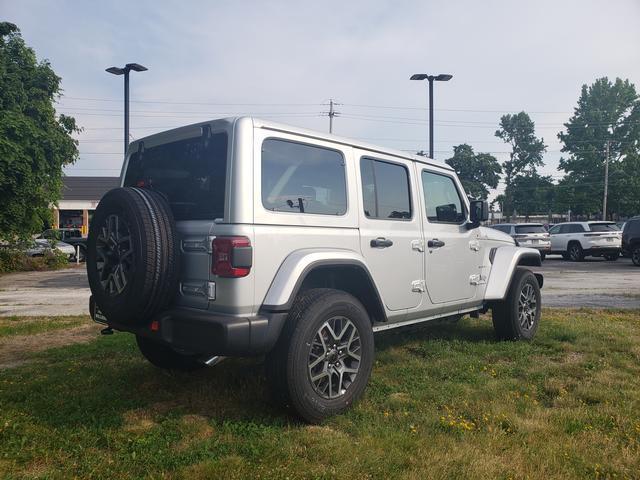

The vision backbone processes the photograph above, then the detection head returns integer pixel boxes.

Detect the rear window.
[123,131,228,221]
[515,225,546,234]
[589,223,618,232]
[261,138,347,215]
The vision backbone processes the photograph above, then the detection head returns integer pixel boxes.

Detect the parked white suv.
[549,221,621,261]
[491,223,551,260]
[86,117,543,422]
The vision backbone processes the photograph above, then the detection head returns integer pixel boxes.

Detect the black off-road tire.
[86,187,180,325]
[492,268,541,341]
[136,335,204,371]
[632,245,640,266]
[265,288,374,424]
[567,242,584,262]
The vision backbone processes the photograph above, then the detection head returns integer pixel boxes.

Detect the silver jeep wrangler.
[87,117,542,423]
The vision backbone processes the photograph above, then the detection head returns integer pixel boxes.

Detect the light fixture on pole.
[410,73,452,159]
[106,63,148,154]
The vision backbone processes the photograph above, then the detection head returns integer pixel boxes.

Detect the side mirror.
[468,200,489,228]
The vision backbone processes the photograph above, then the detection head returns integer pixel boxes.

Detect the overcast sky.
[3,0,640,197]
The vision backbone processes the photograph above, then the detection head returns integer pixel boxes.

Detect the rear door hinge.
[469,274,487,285]
[411,279,426,292]
[411,239,425,252]
[469,240,481,252]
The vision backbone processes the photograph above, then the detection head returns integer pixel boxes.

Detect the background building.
[53,177,120,236]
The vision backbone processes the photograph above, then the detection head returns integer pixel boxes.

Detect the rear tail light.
[212,236,252,278]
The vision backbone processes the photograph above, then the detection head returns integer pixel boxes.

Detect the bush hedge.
[0,248,70,273]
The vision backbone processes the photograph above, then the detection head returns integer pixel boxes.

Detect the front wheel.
[266,289,374,423]
[492,268,541,341]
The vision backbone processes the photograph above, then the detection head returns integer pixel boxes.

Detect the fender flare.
[484,246,542,301]
[260,248,386,320]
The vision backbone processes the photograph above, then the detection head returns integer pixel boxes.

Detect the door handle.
[370,237,393,248]
[428,239,445,249]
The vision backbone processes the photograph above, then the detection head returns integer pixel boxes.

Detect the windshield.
[515,225,546,234]
[589,223,618,232]
[124,131,228,221]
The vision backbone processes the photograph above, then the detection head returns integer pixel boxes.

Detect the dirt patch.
[0,323,101,369]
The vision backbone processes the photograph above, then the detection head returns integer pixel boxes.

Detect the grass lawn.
[0,309,639,479]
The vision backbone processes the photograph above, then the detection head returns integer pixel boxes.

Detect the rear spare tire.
[86,187,179,325]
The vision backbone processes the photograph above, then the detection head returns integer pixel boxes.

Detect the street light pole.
[410,73,453,159]
[106,63,148,154]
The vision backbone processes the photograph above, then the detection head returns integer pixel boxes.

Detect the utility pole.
[325,99,340,134]
[603,141,610,221]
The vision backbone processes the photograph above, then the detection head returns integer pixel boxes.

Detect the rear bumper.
[90,297,287,356]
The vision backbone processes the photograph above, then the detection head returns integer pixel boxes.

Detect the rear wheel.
[266,288,374,423]
[568,242,584,262]
[492,268,541,341]
[632,245,640,266]
[136,335,204,371]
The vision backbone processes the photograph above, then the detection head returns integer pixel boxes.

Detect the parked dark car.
[39,228,87,261]
[622,217,640,266]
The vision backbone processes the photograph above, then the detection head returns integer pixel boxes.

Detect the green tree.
[557,77,640,218]
[0,22,79,241]
[444,144,501,199]
[508,174,555,219]
[495,112,547,217]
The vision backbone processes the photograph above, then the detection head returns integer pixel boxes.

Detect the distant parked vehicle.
[39,228,86,261]
[26,239,75,260]
[491,223,551,260]
[621,216,640,266]
[549,221,621,261]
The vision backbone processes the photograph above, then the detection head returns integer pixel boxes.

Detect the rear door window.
[261,139,347,215]
[123,131,228,221]
[360,158,412,220]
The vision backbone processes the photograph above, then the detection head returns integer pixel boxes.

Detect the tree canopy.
[495,112,547,217]
[0,22,79,241]
[557,77,640,218]
[444,144,501,200]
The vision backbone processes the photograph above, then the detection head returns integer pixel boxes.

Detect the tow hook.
[100,327,114,335]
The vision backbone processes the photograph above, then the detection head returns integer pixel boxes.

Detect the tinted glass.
[549,225,560,234]
[515,225,546,234]
[492,225,510,233]
[422,171,466,223]
[262,139,347,215]
[589,223,618,232]
[360,158,411,220]
[124,131,228,221]
[566,224,585,233]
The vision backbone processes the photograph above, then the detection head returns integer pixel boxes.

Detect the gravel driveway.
[0,257,638,317]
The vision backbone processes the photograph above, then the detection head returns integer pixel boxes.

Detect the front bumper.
[90,296,287,356]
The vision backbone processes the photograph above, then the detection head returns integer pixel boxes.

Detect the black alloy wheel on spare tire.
[86,187,180,326]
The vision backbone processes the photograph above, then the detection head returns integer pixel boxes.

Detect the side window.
[360,158,411,220]
[261,139,347,215]
[421,171,466,224]
[568,224,584,233]
[549,225,560,234]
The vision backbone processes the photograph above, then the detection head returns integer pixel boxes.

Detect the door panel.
[357,154,423,311]
[419,169,480,304]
